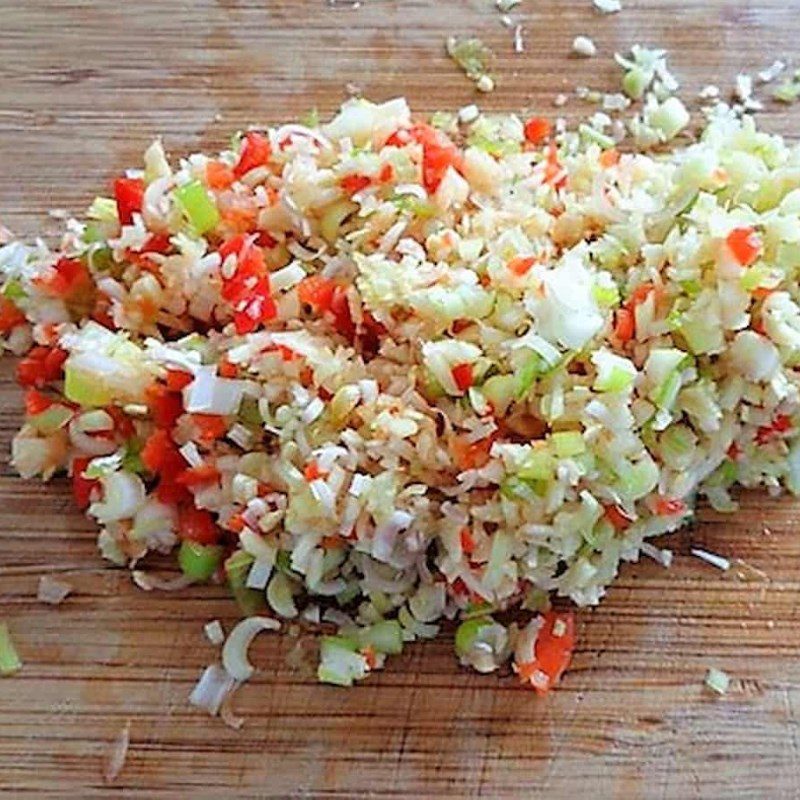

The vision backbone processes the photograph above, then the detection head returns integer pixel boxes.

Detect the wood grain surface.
[2,1,800,797]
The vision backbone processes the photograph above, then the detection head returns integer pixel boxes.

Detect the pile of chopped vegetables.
[2,58,800,697]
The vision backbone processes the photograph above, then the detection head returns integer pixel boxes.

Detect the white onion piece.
[131,571,194,592]
[89,472,146,523]
[37,575,72,605]
[272,124,332,150]
[103,722,130,784]
[189,664,235,715]
[221,616,281,681]
[69,420,119,457]
[142,176,171,232]
[219,684,245,730]
[204,620,225,645]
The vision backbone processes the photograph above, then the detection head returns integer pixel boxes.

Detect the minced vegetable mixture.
[2,56,800,695]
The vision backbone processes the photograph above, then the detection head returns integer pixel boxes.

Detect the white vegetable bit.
[572,36,597,58]
[691,548,730,571]
[593,0,621,12]
[204,619,225,646]
[705,667,731,695]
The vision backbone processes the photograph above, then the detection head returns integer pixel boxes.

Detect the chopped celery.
[179,540,223,581]
[174,180,220,234]
[592,283,620,307]
[518,448,555,481]
[516,352,545,400]
[391,194,438,219]
[2,279,25,302]
[335,582,361,606]
[300,107,320,128]
[623,67,650,99]
[87,196,119,222]
[358,620,403,655]
[0,623,21,676]
[87,246,115,272]
[468,134,521,157]
[551,430,586,458]
[482,374,517,415]
[29,404,72,434]
[225,550,265,616]
[317,636,368,686]
[454,617,494,658]
[321,199,358,244]
[64,364,113,407]
[446,36,493,82]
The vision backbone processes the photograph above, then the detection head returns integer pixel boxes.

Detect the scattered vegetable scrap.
[446,36,495,92]
[0,623,21,676]
[705,667,731,696]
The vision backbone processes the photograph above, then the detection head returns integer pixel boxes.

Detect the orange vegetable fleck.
[599,148,621,168]
[507,256,536,277]
[524,117,552,145]
[451,362,474,393]
[613,307,635,343]
[190,413,228,442]
[206,160,235,190]
[604,504,633,531]
[340,174,372,195]
[297,275,337,314]
[726,227,761,267]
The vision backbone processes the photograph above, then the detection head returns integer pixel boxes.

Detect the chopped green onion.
[2,279,25,302]
[225,550,265,616]
[0,623,21,676]
[317,636,368,686]
[174,180,220,234]
[178,540,223,581]
[551,430,586,458]
[87,196,119,222]
[773,81,800,104]
[454,617,494,658]
[358,620,403,655]
[518,448,556,481]
[64,364,113,407]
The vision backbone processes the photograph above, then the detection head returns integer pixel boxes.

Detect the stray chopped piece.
[773,80,800,104]
[705,667,730,696]
[476,74,496,93]
[446,36,494,90]
[758,60,785,84]
[593,0,621,12]
[204,619,225,645]
[0,623,21,676]
[699,84,720,100]
[103,722,130,784]
[735,73,753,103]
[554,93,569,107]
[573,36,597,58]
[458,104,480,124]
[496,0,520,10]
[691,548,730,571]
[37,574,73,605]
[513,25,524,54]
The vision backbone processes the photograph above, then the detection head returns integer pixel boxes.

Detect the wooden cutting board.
[2,1,800,797]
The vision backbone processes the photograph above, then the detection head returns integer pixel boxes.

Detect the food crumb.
[476,74,496,93]
[572,36,597,58]
[593,0,621,13]
[103,722,130,784]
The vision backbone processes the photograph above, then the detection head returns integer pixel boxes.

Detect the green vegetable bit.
[0,623,21,676]
[174,180,220,234]
[178,540,223,581]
